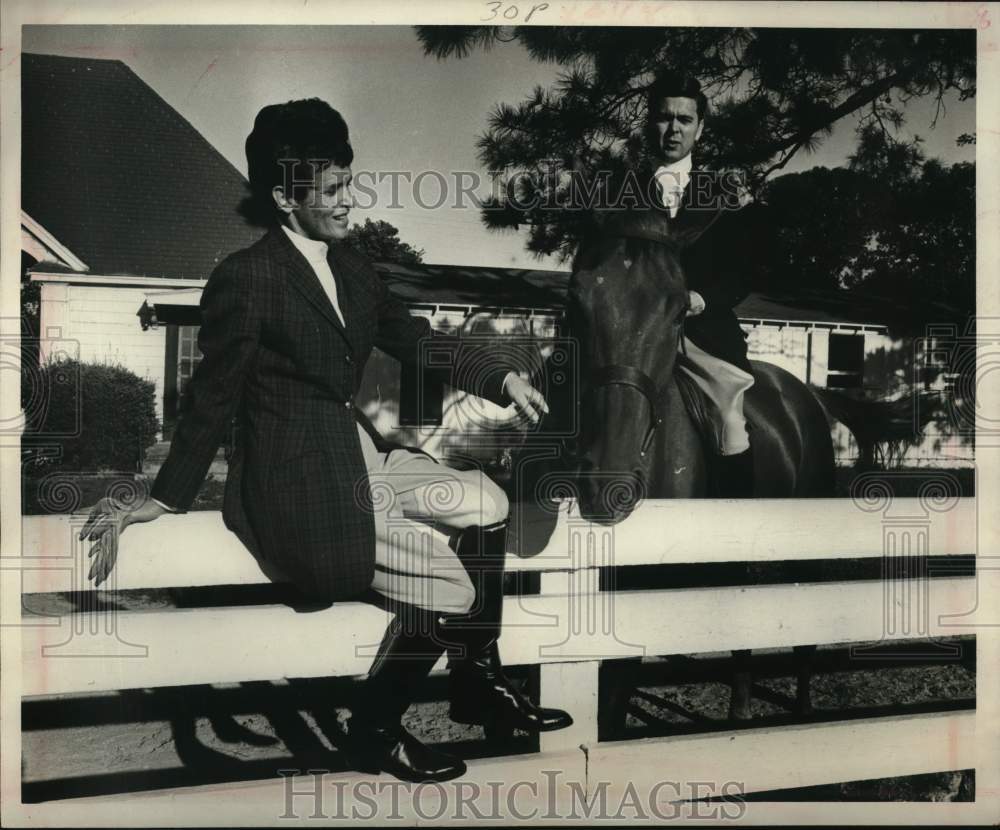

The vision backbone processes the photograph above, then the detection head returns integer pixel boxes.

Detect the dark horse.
[545,208,911,721]
[568,209,836,514]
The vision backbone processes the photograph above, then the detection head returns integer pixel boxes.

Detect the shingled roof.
[22,53,263,279]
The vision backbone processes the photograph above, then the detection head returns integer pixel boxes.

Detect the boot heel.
[443,522,574,736]
[448,647,574,734]
[350,609,465,783]
[345,717,467,783]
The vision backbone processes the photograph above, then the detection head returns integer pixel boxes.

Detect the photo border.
[2,1,997,825]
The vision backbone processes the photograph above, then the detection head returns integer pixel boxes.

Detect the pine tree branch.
[758,71,908,161]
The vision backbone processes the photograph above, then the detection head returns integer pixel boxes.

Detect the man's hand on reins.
[504,374,550,425]
[78,497,168,586]
[686,290,706,317]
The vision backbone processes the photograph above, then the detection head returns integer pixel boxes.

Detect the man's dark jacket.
[151,227,512,601]
[590,162,770,374]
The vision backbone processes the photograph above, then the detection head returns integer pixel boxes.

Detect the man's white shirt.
[653,154,705,316]
[653,153,693,219]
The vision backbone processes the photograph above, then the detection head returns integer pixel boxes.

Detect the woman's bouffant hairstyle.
[245,98,354,220]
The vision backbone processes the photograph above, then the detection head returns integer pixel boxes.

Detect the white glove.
[686,290,706,317]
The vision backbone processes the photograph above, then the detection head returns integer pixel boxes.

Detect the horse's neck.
[647,376,709,498]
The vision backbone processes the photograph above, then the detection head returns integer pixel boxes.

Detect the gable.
[22,53,263,280]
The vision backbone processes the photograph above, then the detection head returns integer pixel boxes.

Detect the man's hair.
[646,71,708,122]
[245,98,354,217]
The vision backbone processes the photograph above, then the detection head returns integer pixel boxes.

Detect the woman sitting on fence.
[79,97,572,784]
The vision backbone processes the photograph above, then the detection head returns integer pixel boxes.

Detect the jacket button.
[344,354,353,364]
[345,400,353,409]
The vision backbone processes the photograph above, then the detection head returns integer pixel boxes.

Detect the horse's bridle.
[565,214,702,466]
[580,363,667,459]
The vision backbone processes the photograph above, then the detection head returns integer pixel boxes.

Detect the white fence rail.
[17,498,979,809]
[18,496,978,593]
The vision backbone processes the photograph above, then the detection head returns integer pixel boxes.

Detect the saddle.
[675,370,714,449]
[584,206,755,455]
[674,365,756,455]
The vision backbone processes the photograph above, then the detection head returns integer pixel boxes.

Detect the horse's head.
[565,215,690,523]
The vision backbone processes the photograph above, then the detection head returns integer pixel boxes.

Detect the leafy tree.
[759,157,974,329]
[760,166,871,294]
[416,26,975,260]
[347,218,425,266]
[849,159,975,320]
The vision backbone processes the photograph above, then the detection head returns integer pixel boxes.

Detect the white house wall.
[38,282,168,426]
[745,325,813,383]
[35,281,974,468]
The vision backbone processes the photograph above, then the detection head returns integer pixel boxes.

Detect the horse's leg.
[728,649,753,720]
[729,562,764,721]
[740,364,841,721]
[655,384,760,722]
[640,388,712,724]
[598,657,642,738]
[793,644,817,714]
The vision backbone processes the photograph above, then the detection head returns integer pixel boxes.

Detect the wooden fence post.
[539,660,600,753]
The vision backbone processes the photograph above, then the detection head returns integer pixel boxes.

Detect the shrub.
[22,357,160,472]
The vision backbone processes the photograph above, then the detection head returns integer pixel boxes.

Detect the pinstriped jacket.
[151,227,512,601]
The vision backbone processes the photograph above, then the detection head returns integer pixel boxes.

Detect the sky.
[24,25,976,270]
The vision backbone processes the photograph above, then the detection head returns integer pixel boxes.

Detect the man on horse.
[639,70,763,498]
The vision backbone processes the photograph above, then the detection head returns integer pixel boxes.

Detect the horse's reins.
[573,210,715,463]
[580,364,667,458]
[568,194,732,464]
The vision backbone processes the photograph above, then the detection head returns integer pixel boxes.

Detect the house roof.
[14,52,906,332]
[374,261,894,329]
[735,291,889,328]
[373,261,569,310]
[22,53,263,280]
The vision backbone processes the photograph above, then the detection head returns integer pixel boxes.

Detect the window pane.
[177,326,203,397]
[828,333,864,372]
[826,371,863,389]
[399,365,444,426]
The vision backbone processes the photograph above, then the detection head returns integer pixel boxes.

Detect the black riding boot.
[438,520,574,733]
[713,447,756,499]
[346,608,466,783]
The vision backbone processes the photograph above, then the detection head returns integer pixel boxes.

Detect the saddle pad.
[674,369,756,451]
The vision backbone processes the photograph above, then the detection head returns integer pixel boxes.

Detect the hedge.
[22,357,160,472]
